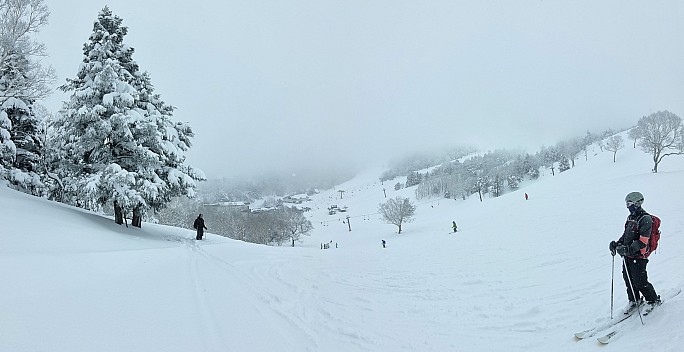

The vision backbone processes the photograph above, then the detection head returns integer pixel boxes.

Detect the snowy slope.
[1,136,683,352]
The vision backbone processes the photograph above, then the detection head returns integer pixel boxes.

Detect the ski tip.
[597,331,617,344]
[574,331,590,339]
[597,337,610,344]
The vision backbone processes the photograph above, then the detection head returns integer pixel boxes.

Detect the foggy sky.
[39,0,684,179]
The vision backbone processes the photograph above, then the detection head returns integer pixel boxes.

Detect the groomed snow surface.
[2,136,683,351]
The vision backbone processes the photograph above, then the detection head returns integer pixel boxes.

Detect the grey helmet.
[625,191,644,207]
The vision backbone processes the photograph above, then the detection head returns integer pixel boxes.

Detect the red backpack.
[643,214,661,258]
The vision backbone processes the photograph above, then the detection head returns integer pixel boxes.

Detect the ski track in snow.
[187,240,325,351]
[185,242,227,351]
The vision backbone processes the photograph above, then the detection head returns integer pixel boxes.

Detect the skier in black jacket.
[193,214,207,240]
[609,192,660,310]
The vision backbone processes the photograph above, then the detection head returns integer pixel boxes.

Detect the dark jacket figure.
[452,221,458,233]
[609,192,659,306]
[193,214,207,240]
[382,239,386,248]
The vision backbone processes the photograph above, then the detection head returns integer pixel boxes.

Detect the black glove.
[616,245,627,257]
[627,241,642,256]
[609,241,618,256]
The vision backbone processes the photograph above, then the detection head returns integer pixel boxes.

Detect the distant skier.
[452,221,458,233]
[382,239,386,248]
[524,193,529,200]
[609,192,660,311]
[193,214,207,240]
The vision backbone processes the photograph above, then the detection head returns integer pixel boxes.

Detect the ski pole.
[622,257,644,325]
[611,255,615,319]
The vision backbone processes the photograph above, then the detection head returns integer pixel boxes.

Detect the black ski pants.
[621,257,658,302]
[196,228,204,240]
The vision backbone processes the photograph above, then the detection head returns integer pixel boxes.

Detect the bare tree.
[627,126,641,148]
[186,205,313,246]
[0,0,55,102]
[472,176,489,201]
[635,111,684,173]
[378,197,415,234]
[604,135,624,163]
[280,207,313,243]
[154,196,199,228]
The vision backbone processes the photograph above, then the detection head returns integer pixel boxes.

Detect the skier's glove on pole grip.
[609,241,618,256]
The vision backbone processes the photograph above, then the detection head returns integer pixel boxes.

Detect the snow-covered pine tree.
[53,7,205,227]
[405,171,422,187]
[558,155,571,172]
[0,102,13,173]
[0,95,45,195]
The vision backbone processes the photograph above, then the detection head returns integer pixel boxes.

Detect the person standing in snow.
[452,221,458,233]
[193,214,207,240]
[609,192,660,310]
[382,239,386,248]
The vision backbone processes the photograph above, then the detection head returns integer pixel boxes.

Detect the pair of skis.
[575,288,681,344]
[595,301,661,344]
[574,306,639,341]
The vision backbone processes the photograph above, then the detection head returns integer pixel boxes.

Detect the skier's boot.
[623,300,642,315]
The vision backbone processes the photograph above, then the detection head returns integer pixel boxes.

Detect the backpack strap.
[634,213,653,257]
